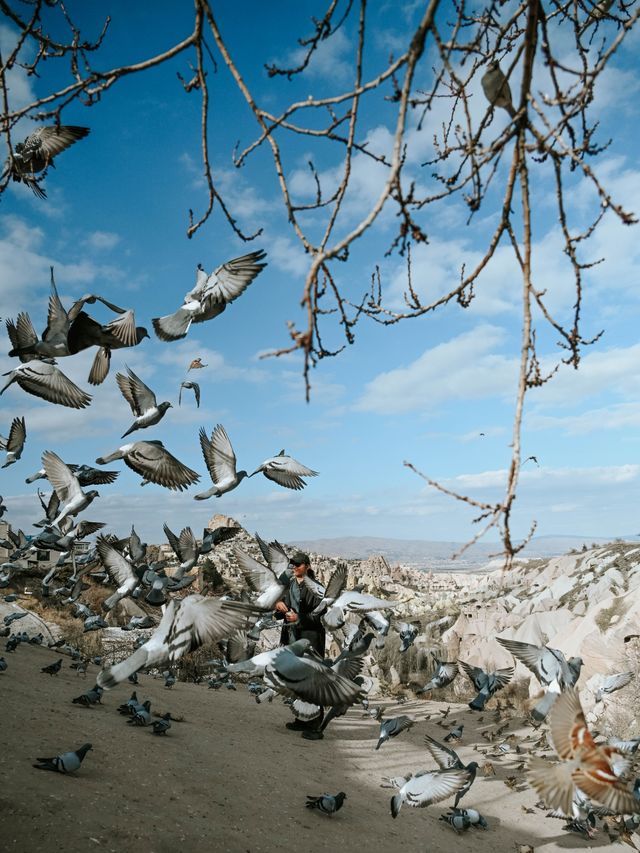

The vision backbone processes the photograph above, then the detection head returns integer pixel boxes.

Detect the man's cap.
[289,550,310,566]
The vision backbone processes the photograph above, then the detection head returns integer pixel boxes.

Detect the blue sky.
[1,2,639,547]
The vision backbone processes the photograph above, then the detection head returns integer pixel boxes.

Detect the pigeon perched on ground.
[97,595,262,688]
[305,792,346,816]
[528,688,638,815]
[152,713,172,735]
[0,416,26,468]
[33,742,92,773]
[424,734,479,808]
[440,807,488,832]
[96,441,199,491]
[481,62,516,117]
[250,450,318,491]
[418,658,458,694]
[127,699,152,726]
[497,637,583,722]
[179,381,200,407]
[195,424,248,499]
[152,250,267,341]
[6,126,90,198]
[376,716,414,750]
[72,685,103,706]
[0,657,7,672]
[38,451,100,528]
[41,658,63,675]
[459,660,514,711]
[444,724,463,743]
[116,367,172,438]
[83,615,108,633]
[164,672,176,689]
[1,361,91,408]
[390,767,472,818]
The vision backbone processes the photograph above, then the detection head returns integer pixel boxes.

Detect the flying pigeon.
[33,742,92,773]
[458,660,514,711]
[195,424,248,499]
[97,595,262,688]
[250,450,318,491]
[95,536,140,612]
[390,767,472,818]
[593,671,634,703]
[38,451,100,528]
[162,523,200,580]
[25,463,119,487]
[233,537,291,609]
[7,126,90,198]
[179,381,200,407]
[67,304,150,386]
[264,644,364,709]
[1,361,91,408]
[95,441,200,491]
[305,792,346,816]
[481,62,516,117]
[116,367,172,438]
[528,688,638,815]
[0,416,26,468]
[376,715,414,750]
[424,734,479,808]
[396,621,420,653]
[152,250,267,341]
[497,637,583,722]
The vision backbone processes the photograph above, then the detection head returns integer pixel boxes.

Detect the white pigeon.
[0,416,26,468]
[233,536,290,609]
[97,595,262,688]
[116,367,172,438]
[250,450,318,491]
[390,768,472,818]
[96,536,140,611]
[195,424,248,499]
[40,450,100,528]
[152,250,267,341]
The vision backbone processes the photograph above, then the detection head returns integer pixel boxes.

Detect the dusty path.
[0,644,623,852]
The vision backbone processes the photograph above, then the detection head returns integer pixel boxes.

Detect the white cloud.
[86,231,120,251]
[355,324,515,414]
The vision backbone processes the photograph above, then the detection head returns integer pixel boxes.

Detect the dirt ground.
[0,643,628,852]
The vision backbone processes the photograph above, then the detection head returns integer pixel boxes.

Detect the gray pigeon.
[305,792,346,816]
[7,126,90,198]
[152,250,267,341]
[376,715,414,750]
[0,416,26,468]
[179,381,200,407]
[127,699,152,726]
[0,656,7,672]
[3,611,27,626]
[250,450,318,491]
[497,637,583,722]
[83,615,108,633]
[1,361,91,408]
[390,767,472,818]
[195,424,248,499]
[41,658,63,675]
[396,621,419,653]
[458,659,514,711]
[95,441,199,491]
[440,810,471,833]
[96,535,140,612]
[418,658,458,694]
[593,671,634,703]
[33,742,92,773]
[444,724,463,743]
[116,367,172,438]
[162,523,199,579]
[481,62,516,117]
[152,713,172,735]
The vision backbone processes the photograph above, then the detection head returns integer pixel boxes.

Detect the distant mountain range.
[291,534,640,571]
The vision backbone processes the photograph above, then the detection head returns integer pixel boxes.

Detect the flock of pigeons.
[3,18,637,837]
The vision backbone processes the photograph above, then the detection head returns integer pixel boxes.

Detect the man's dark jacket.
[275,574,326,656]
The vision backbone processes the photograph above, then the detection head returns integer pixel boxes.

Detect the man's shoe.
[285,719,309,731]
[302,730,324,740]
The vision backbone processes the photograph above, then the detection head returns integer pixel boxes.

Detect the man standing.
[274,551,326,656]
